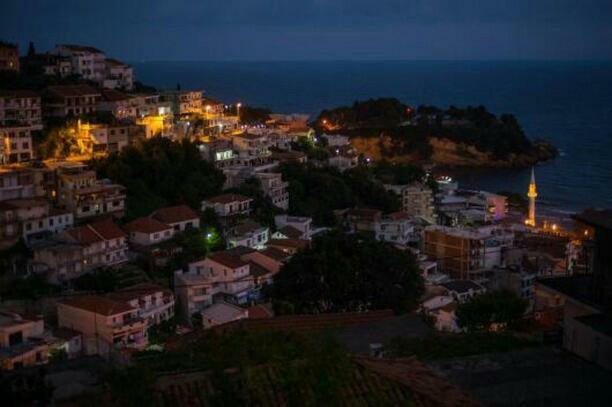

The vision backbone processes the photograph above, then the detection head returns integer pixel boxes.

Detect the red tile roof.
[268,238,309,250]
[89,218,126,240]
[259,247,291,262]
[101,88,131,102]
[46,85,100,98]
[125,217,172,234]
[66,219,125,245]
[60,295,135,316]
[106,283,172,303]
[247,304,274,319]
[208,251,249,269]
[151,205,199,224]
[204,193,252,205]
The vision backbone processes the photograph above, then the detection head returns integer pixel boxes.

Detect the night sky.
[2,0,612,61]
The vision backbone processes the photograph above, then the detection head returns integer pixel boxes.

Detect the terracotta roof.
[204,193,252,205]
[101,88,132,102]
[353,355,481,407]
[154,359,415,406]
[276,225,303,239]
[268,238,309,250]
[66,225,104,246]
[259,247,291,262]
[107,283,172,303]
[247,304,274,319]
[248,261,271,278]
[46,85,100,98]
[60,295,135,316]
[66,219,125,245]
[208,251,248,269]
[125,217,172,234]
[151,205,199,224]
[89,218,126,240]
[386,211,412,221]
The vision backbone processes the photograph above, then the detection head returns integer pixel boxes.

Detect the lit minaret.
[526,167,537,227]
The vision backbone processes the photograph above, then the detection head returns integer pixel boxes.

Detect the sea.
[132,60,612,216]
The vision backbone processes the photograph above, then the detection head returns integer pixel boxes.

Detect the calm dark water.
[133,61,612,214]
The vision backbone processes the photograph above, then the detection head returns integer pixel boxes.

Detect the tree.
[271,231,424,314]
[91,137,225,219]
[456,290,527,332]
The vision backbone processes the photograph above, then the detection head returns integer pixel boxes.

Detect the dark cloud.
[1,0,611,60]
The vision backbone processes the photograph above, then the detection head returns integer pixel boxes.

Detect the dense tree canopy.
[280,163,400,226]
[91,137,225,219]
[314,98,541,160]
[270,231,424,314]
[456,290,527,332]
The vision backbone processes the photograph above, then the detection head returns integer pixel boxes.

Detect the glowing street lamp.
[236,102,242,119]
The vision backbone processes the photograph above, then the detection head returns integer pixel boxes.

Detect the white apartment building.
[374,212,417,246]
[201,193,253,217]
[0,90,42,126]
[0,126,35,164]
[274,214,312,239]
[174,252,255,321]
[255,172,289,210]
[227,219,269,250]
[103,58,134,90]
[106,283,175,327]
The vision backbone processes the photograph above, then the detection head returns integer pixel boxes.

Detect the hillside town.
[1,41,611,406]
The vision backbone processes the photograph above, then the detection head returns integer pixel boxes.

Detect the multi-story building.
[174,252,255,320]
[57,295,148,355]
[0,41,19,72]
[77,122,140,155]
[151,205,200,232]
[0,198,73,248]
[198,139,237,168]
[232,133,273,167]
[226,219,269,250]
[255,172,289,210]
[102,58,134,90]
[274,214,312,239]
[44,85,101,118]
[0,126,34,163]
[163,90,203,116]
[54,45,107,82]
[30,240,85,284]
[201,193,253,218]
[106,283,174,327]
[423,225,514,281]
[0,312,49,370]
[22,53,73,77]
[375,212,417,246]
[0,166,48,202]
[385,183,437,224]
[55,166,126,220]
[124,217,175,247]
[62,218,128,268]
[0,90,42,126]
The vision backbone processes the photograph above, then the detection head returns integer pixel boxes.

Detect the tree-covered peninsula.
[314,98,557,167]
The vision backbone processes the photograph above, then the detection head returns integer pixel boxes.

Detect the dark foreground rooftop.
[429,347,612,407]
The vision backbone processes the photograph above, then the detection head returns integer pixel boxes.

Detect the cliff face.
[350,135,557,168]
